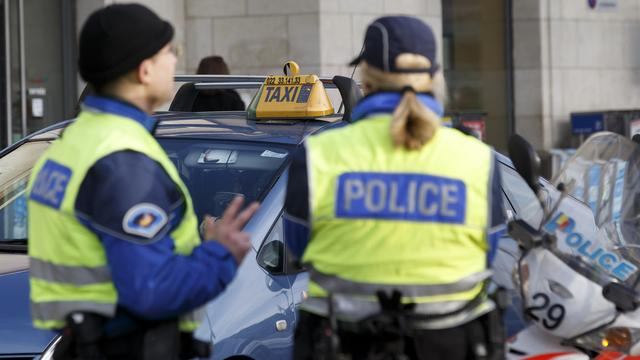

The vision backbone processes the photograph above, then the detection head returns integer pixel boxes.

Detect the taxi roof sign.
[247,61,334,120]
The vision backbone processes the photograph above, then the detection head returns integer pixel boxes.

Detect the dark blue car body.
[0,113,341,359]
[0,265,57,358]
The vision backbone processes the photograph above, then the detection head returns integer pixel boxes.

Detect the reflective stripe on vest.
[303,116,493,304]
[179,307,207,332]
[308,267,492,297]
[30,258,111,286]
[28,110,202,330]
[300,296,495,329]
[31,300,115,328]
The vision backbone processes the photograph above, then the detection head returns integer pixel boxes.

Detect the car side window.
[0,181,28,240]
[0,141,52,244]
[257,214,285,275]
[500,163,544,228]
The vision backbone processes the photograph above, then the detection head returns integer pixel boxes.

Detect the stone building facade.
[7,0,638,151]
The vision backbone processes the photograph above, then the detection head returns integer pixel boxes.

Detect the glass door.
[0,0,26,147]
[0,0,76,148]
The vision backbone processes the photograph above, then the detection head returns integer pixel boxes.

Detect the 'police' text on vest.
[335,172,466,223]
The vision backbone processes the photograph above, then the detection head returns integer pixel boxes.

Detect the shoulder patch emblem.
[122,203,168,239]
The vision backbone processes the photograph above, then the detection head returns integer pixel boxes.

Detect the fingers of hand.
[239,231,251,246]
[202,215,219,239]
[222,196,245,224]
[232,202,260,229]
[233,232,252,257]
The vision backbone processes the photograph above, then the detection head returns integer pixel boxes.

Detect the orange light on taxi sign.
[247,61,334,119]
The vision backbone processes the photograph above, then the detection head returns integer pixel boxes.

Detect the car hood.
[0,254,57,355]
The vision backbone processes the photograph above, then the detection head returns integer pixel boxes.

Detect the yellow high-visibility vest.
[304,114,493,306]
[27,109,202,331]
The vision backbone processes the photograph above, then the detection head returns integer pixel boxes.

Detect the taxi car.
[0,62,542,359]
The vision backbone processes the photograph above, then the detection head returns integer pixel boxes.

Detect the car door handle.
[275,320,287,332]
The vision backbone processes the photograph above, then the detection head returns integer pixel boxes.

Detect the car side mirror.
[508,134,541,195]
[257,241,284,275]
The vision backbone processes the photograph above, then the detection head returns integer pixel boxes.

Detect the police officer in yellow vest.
[284,16,506,359]
[27,4,258,359]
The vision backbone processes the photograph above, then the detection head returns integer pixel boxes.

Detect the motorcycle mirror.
[508,219,544,249]
[508,134,541,195]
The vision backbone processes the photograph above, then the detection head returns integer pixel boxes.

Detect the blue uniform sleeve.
[283,146,311,260]
[487,155,507,265]
[75,151,238,319]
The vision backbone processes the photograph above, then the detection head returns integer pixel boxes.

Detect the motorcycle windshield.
[550,132,640,289]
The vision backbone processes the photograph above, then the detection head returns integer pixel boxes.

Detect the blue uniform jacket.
[75,96,237,321]
[284,92,506,265]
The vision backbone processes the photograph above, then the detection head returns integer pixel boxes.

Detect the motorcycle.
[504,132,640,359]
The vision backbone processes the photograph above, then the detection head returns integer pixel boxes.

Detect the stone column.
[512,0,546,149]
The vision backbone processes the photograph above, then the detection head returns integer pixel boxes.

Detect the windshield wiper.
[0,239,27,253]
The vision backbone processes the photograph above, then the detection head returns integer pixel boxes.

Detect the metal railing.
[174,75,339,90]
[171,75,361,120]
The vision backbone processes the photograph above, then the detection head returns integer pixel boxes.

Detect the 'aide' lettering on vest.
[335,172,466,223]
[30,160,72,209]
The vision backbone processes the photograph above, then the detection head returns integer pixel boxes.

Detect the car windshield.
[0,138,290,245]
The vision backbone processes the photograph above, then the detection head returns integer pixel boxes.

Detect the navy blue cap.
[350,16,438,74]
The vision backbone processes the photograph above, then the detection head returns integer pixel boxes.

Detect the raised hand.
[202,196,260,264]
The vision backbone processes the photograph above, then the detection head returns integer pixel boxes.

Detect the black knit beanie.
[79,3,174,86]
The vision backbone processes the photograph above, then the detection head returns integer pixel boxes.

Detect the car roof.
[494,151,513,167]
[22,115,523,156]
[152,111,344,145]
[15,111,345,149]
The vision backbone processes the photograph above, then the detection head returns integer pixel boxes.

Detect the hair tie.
[401,86,415,94]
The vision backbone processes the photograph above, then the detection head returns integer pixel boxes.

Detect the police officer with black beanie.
[28,3,258,359]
